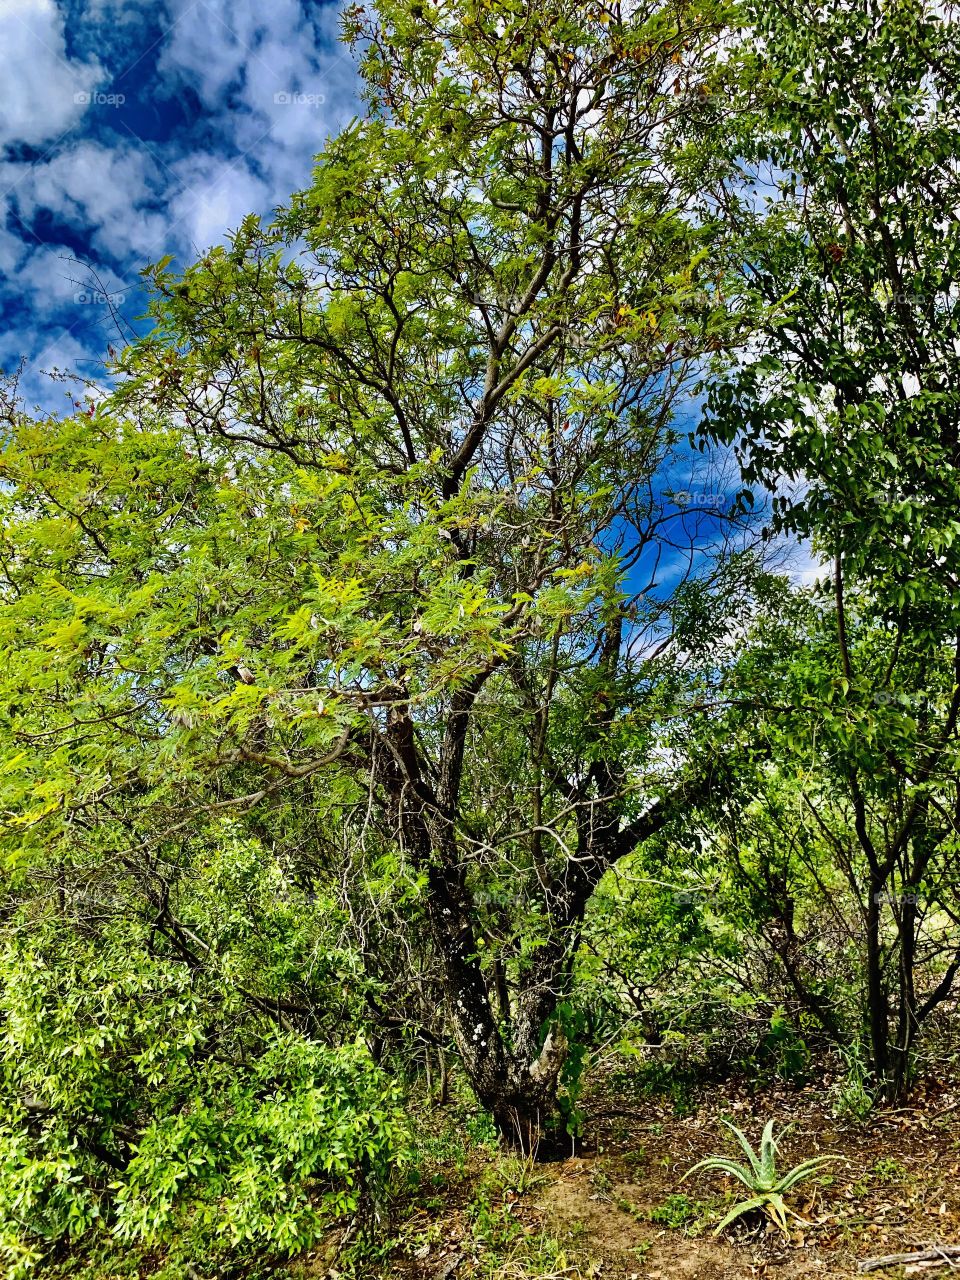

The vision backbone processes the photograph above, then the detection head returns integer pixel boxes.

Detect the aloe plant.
[682,1119,837,1237]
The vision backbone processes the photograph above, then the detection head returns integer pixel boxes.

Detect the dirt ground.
[361,1072,960,1280]
[530,1076,960,1279]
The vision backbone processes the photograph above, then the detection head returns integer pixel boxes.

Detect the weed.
[650,1193,703,1229]
[494,1153,548,1197]
[871,1156,907,1183]
[831,1042,875,1122]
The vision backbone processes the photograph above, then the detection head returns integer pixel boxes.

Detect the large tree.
[0,0,752,1142]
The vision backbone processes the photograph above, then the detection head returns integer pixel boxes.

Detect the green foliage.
[756,1011,810,1085]
[702,0,960,639]
[649,1192,704,1230]
[0,917,408,1277]
[0,0,752,1151]
[830,1043,876,1123]
[550,1002,590,1139]
[871,1157,908,1184]
[691,1,960,1101]
[683,1119,837,1237]
[460,1160,581,1280]
[4,1,960,1274]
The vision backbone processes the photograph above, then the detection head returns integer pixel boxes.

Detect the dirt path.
[531,1077,960,1279]
[538,1155,853,1278]
[291,1076,960,1279]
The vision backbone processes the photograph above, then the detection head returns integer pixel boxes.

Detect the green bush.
[0,921,409,1277]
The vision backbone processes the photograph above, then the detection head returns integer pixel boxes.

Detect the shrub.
[0,921,408,1277]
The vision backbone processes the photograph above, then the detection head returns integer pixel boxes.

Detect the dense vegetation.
[2,0,960,1275]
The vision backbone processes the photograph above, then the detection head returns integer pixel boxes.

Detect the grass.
[649,1193,707,1231]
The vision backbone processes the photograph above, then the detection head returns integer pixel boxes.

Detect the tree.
[710,587,960,1101]
[695,0,960,1098]
[0,0,753,1143]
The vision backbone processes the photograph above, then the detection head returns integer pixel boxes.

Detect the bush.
[0,921,409,1277]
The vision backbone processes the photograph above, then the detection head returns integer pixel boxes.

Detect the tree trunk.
[430,893,571,1149]
[890,890,919,1103]
[866,874,891,1094]
[381,706,706,1147]
[476,1020,569,1151]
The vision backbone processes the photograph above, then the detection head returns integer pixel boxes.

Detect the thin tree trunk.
[866,874,891,1093]
[891,891,918,1102]
[438,1046,448,1106]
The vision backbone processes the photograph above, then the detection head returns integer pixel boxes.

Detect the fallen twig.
[859,1245,960,1273]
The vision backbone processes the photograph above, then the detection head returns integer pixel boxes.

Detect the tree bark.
[866,872,891,1094]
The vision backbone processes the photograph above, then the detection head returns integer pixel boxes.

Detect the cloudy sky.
[0,0,358,410]
[0,0,817,586]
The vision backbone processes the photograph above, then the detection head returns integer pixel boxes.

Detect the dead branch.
[859,1245,960,1273]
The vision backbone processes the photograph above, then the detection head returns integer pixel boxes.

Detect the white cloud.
[0,217,130,329]
[0,0,105,147]
[158,0,338,110]
[0,231,84,311]
[3,142,167,261]
[0,0,361,409]
[157,0,358,199]
[0,324,108,412]
[789,543,828,588]
[166,152,270,251]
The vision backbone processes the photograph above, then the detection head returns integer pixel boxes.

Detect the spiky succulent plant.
[682,1119,837,1237]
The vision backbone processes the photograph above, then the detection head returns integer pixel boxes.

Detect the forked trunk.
[438,944,571,1151]
[474,1023,569,1153]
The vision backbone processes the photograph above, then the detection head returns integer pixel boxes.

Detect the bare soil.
[533,1075,960,1279]
[294,1073,960,1279]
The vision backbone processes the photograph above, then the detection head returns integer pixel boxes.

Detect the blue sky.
[0,0,358,411]
[0,0,816,587]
